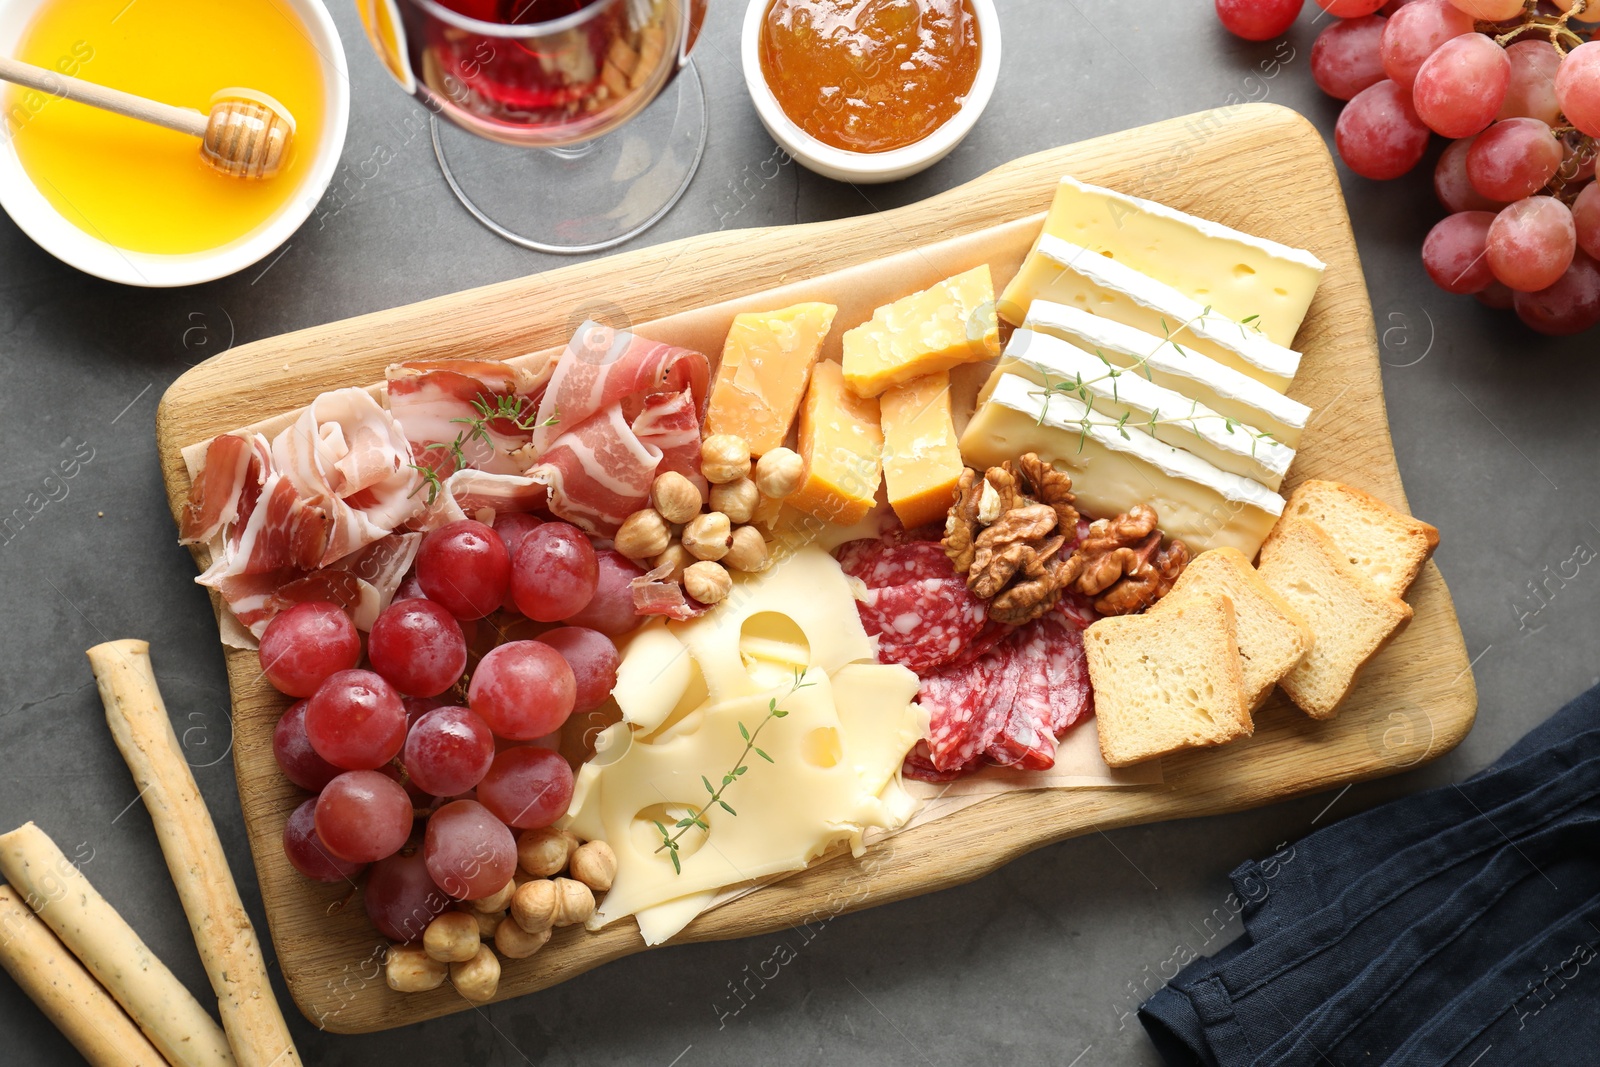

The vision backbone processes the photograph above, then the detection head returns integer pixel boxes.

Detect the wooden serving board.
[155,103,1476,1034]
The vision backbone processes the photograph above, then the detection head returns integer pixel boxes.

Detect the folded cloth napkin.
[1139,684,1600,1066]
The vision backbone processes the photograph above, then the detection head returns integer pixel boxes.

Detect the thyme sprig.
[407,392,558,505]
[653,668,814,874]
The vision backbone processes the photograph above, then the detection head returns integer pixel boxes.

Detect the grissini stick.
[88,640,301,1067]
[0,822,233,1067]
[0,884,171,1067]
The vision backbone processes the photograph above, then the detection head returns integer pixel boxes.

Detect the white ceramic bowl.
[741,0,1001,184]
[0,0,349,287]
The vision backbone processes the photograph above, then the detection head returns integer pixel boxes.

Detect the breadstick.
[0,822,233,1067]
[0,884,170,1067]
[88,640,300,1067]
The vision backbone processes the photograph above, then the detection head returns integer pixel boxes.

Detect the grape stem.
[1487,9,1588,55]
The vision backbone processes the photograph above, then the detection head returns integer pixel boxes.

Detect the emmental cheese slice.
[960,373,1285,556]
[1018,176,1326,347]
[706,302,837,455]
[788,360,884,526]
[1021,301,1311,449]
[997,236,1302,392]
[880,372,965,529]
[984,328,1295,491]
[841,264,1001,398]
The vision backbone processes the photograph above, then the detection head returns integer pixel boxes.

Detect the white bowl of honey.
[742,0,1000,185]
[0,0,349,287]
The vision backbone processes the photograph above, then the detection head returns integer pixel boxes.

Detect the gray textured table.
[3,1,1597,1064]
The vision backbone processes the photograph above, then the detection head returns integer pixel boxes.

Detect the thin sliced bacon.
[386,359,549,476]
[178,433,253,544]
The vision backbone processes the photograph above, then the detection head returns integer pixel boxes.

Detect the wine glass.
[357,0,707,253]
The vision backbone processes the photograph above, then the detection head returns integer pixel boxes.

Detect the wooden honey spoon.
[0,55,294,179]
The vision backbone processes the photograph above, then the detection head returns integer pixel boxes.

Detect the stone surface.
[1,1,1597,1064]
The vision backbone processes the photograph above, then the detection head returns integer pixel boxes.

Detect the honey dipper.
[0,55,294,179]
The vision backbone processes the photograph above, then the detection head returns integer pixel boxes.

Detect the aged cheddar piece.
[841,264,1001,398]
[1011,176,1326,347]
[705,302,838,455]
[997,236,1301,393]
[787,360,884,526]
[961,373,1285,557]
[879,372,965,529]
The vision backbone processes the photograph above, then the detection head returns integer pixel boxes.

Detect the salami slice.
[1040,614,1094,735]
[835,537,954,587]
[901,741,977,783]
[857,576,987,672]
[947,618,1014,668]
[984,615,1094,769]
[921,639,1019,772]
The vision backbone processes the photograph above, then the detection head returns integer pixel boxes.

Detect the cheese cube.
[788,360,883,526]
[705,302,837,455]
[1018,176,1326,347]
[880,372,964,529]
[841,265,1001,398]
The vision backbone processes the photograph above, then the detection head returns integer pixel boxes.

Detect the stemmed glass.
[357,0,707,253]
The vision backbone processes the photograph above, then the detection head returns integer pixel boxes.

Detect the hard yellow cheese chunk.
[788,360,884,526]
[841,264,1001,398]
[880,372,965,529]
[706,302,838,455]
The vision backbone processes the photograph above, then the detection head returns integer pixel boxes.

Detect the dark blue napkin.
[1139,685,1600,1066]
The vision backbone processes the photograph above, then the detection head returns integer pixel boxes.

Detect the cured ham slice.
[207,533,421,637]
[386,359,551,477]
[630,561,708,621]
[177,433,253,544]
[409,469,548,531]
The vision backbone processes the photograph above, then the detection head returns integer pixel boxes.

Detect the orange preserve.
[6,0,327,255]
[759,0,981,154]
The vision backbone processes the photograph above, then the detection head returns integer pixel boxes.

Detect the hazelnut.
[684,560,732,604]
[682,512,732,561]
[423,911,480,963]
[652,543,694,582]
[701,434,752,484]
[614,508,671,561]
[710,478,759,524]
[494,917,552,959]
[551,877,596,927]
[512,878,558,932]
[470,909,506,939]
[386,944,448,993]
[650,471,702,524]
[517,827,574,878]
[569,840,618,892]
[723,526,771,573]
[449,945,501,1003]
[470,879,516,913]
[754,447,804,499]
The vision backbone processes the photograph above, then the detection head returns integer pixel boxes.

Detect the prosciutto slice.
[177,433,253,544]
[208,533,421,637]
[386,359,550,477]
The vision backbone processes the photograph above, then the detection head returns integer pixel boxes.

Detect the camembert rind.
[1022,176,1326,347]
[986,329,1294,490]
[1020,301,1311,449]
[997,236,1302,393]
[960,373,1285,557]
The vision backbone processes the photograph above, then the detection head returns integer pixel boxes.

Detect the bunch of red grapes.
[263,514,644,941]
[1215,0,1600,334]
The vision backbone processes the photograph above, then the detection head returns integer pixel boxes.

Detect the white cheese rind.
[959,373,1285,557]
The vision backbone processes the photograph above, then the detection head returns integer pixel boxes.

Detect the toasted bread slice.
[1084,593,1252,767]
[1153,548,1314,711]
[1257,519,1413,719]
[1265,480,1438,597]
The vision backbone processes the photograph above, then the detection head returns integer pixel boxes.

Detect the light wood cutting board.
[154,103,1476,1034]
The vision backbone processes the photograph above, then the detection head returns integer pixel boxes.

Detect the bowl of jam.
[742,0,1000,184]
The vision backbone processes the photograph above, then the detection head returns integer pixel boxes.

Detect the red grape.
[378,761,436,807]
[564,550,646,636]
[1498,40,1563,126]
[273,700,342,792]
[1514,251,1600,334]
[1422,211,1497,293]
[404,706,496,797]
[1574,182,1600,259]
[283,798,366,882]
[1466,119,1563,202]
[423,799,517,899]
[1474,280,1515,309]
[402,695,442,729]
[511,522,598,622]
[467,641,576,739]
[416,520,510,620]
[1315,0,1384,15]
[537,627,620,712]
[1556,42,1600,139]
[396,571,426,602]
[258,601,360,698]
[368,598,467,698]
[1336,80,1432,179]
[476,747,574,829]
[494,513,544,611]
[1435,136,1505,212]
[1487,196,1577,291]
[314,769,414,862]
[1312,16,1388,101]
[1379,0,1417,11]
[1412,34,1509,138]
[365,850,450,942]
[1380,0,1473,88]
[305,669,408,769]
[1445,0,1526,18]
[1215,0,1304,40]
